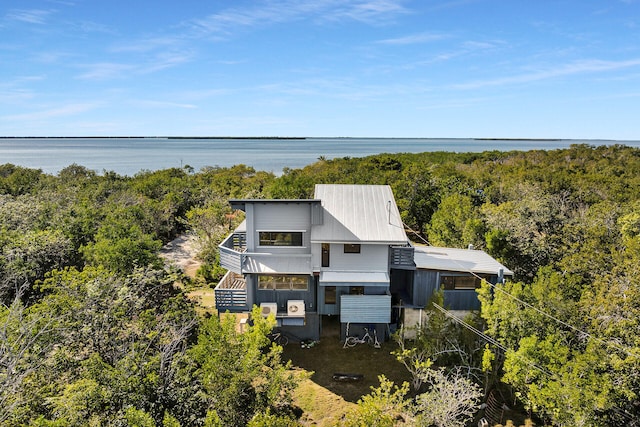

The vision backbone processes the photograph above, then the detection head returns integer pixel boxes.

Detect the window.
[349,286,365,295]
[258,275,309,291]
[325,286,336,304]
[441,275,480,290]
[322,243,330,267]
[258,231,303,247]
[344,244,361,253]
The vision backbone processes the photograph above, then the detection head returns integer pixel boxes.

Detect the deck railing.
[390,244,415,269]
[215,270,248,312]
[219,232,247,273]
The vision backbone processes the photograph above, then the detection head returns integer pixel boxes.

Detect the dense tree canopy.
[1,144,640,425]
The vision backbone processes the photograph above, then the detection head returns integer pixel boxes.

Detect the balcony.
[219,232,247,273]
[215,270,248,312]
[390,244,415,270]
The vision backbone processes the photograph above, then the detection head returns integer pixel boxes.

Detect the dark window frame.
[343,243,361,254]
[441,274,482,290]
[258,231,304,247]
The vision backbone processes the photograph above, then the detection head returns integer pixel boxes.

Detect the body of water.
[0,137,637,176]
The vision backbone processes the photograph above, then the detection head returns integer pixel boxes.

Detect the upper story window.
[344,244,361,253]
[258,231,303,247]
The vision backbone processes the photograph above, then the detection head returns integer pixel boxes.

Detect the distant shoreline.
[0,136,626,142]
[0,136,307,140]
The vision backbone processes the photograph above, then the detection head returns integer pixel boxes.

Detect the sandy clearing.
[160,233,202,278]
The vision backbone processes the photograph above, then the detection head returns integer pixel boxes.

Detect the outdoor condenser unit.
[260,302,278,317]
[287,300,305,317]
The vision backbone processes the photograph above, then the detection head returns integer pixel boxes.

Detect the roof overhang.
[230,199,321,211]
[319,271,390,287]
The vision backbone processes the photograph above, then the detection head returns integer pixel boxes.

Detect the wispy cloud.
[377,32,449,45]
[6,9,54,25]
[453,58,640,89]
[189,0,408,36]
[2,103,98,121]
[129,100,197,109]
[76,62,137,80]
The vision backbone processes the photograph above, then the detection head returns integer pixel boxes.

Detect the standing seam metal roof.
[413,246,514,276]
[311,184,408,244]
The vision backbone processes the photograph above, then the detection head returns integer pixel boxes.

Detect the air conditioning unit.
[260,302,278,317]
[287,300,305,317]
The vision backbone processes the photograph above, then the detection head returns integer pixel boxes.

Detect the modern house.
[215,184,511,342]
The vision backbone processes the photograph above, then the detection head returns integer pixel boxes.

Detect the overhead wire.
[431,301,637,424]
[404,216,638,423]
[402,220,637,357]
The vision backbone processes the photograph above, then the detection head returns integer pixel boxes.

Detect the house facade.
[215,184,511,342]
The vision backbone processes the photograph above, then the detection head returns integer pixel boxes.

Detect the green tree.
[174,307,297,426]
[426,193,484,248]
[343,375,412,427]
[81,218,162,274]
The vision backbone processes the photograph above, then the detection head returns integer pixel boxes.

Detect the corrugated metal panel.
[444,290,481,310]
[414,246,514,276]
[413,270,438,306]
[319,271,389,286]
[311,202,323,225]
[312,184,408,244]
[340,294,391,323]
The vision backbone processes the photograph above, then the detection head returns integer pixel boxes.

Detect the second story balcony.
[219,232,247,274]
[219,231,313,275]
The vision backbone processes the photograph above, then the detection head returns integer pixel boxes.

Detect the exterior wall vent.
[287,300,305,317]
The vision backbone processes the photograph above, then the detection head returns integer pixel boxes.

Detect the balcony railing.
[219,232,247,273]
[390,244,415,269]
[215,270,248,312]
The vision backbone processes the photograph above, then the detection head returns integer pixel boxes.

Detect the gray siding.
[326,243,388,272]
[412,270,439,306]
[443,290,481,310]
[251,203,312,254]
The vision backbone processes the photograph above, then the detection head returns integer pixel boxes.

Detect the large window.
[258,231,303,247]
[258,275,309,291]
[441,275,481,290]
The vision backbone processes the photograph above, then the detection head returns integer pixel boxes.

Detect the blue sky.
[1,0,639,139]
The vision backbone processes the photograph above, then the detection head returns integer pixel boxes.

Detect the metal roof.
[413,246,514,276]
[319,271,390,286]
[230,199,321,211]
[311,184,408,244]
